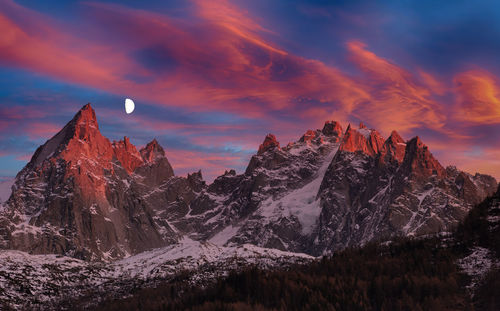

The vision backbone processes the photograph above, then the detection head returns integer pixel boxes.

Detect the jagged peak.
[300,129,318,143]
[28,103,106,167]
[223,169,236,176]
[140,139,165,163]
[81,103,93,111]
[339,124,377,156]
[322,121,343,137]
[112,136,133,147]
[388,130,405,144]
[112,136,143,173]
[149,138,159,146]
[368,130,385,154]
[187,169,205,191]
[258,133,280,155]
[359,122,366,129]
[408,136,423,147]
[379,130,406,164]
[65,103,103,144]
[145,138,162,150]
[188,170,203,180]
[71,103,98,128]
[401,136,446,178]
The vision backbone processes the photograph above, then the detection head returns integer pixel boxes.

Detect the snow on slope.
[0,239,313,309]
[457,247,498,294]
[116,237,312,279]
[258,143,340,234]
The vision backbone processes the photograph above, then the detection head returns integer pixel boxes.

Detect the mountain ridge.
[0,103,496,260]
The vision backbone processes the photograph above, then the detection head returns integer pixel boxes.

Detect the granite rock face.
[313,126,496,255]
[0,104,496,260]
[0,104,177,260]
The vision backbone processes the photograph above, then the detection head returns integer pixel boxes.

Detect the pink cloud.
[453,70,500,124]
[25,122,63,139]
[346,41,445,135]
[0,0,499,181]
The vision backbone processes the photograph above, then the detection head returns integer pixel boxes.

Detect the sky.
[1,0,500,182]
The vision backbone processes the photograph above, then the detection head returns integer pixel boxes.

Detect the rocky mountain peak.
[401,136,446,178]
[136,139,174,186]
[187,170,205,192]
[300,130,319,143]
[338,124,376,156]
[368,130,385,154]
[321,121,343,137]
[258,134,280,154]
[69,103,101,140]
[359,122,366,129]
[77,103,97,121]
[112,137,143,173]
[140,139,165,163]
[2,104,178,261]
[28,103,111,167]
[380,130,406,163]
[388,130,404,144]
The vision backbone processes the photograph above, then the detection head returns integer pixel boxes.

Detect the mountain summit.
[0,104,177,260]
[0,104,496,260]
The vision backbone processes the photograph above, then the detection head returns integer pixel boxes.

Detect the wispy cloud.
[0,0,500,180]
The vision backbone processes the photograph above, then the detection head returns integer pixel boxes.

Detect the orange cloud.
[2,0,500,182]
[346,41,445,135]
[417,69,447,96]
[454,70,500,124]
[25,122,63,139]
[193,0,286,56]
[437,146,500,180]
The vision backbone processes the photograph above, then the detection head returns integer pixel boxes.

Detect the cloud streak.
[0,0,500,180]
[454,70,500,124]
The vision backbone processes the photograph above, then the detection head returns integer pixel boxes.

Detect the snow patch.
[457,247,498,294]
[258,143,339,234]
[0,238,313,309]
[210,225,240,245]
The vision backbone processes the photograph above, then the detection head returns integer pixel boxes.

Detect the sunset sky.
[1,0,500,182]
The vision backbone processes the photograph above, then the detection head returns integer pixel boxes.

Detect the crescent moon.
[125,98,135,114]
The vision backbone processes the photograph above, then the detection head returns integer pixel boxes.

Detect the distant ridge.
[0,103,496,260]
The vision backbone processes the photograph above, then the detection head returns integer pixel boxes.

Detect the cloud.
[453,70,500,124]
[1,0,500,181]
[346,41,445,134]
[417,69,447,96]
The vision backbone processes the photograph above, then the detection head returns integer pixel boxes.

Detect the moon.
[125,98,135,114]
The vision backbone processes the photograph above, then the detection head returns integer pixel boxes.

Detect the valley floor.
[2,191,499,310]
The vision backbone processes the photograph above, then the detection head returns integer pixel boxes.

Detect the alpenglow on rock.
[0,104,496,261]
[0,104,177,260]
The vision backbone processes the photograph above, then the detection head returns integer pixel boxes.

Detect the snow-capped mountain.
[0,104,178,260]
[0,237,312,309]
[0,103,496,262]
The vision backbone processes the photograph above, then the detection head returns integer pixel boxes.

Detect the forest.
[93,191,500,310]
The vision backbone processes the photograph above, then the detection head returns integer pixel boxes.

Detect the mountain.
[0,104,177,260]
[3,186,499,310]
[200,122,495,256]
[0,104,496,261]
[94,185,500,311]
[0,238,312,310]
